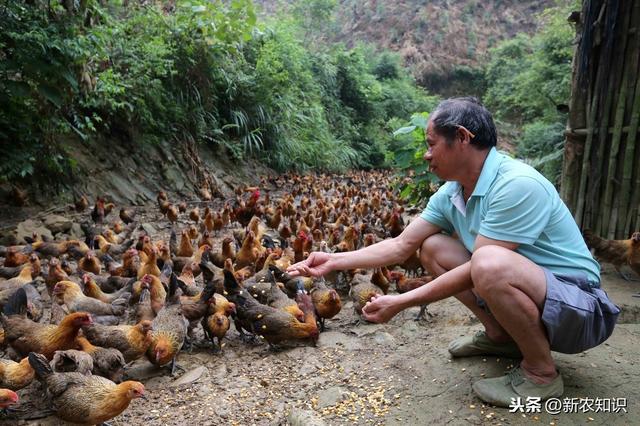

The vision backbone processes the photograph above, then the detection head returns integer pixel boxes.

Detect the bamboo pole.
[623,76,640,234]
[593,1,629,235]
[590,66,617,233]
[574,88,598,228]
[561,13,587,209]
[602,33,633,238]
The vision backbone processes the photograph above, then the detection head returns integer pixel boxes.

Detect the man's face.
[423,121,458,181]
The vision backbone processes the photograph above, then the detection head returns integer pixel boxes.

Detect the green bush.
[519,121,565,184]
[0,0,436,184]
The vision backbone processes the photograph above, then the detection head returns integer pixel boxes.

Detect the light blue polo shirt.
[420,147,601,285]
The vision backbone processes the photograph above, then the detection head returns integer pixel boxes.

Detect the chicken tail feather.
[3,286,27,316]
[28,352,54,380]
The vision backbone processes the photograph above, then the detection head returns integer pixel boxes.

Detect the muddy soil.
[2,199,639,426]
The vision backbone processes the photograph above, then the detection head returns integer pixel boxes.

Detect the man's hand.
[361,294,405,323]
[287,251,333,277]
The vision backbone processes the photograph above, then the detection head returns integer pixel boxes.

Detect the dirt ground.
[5,271,637,426]
[2,194,639,426]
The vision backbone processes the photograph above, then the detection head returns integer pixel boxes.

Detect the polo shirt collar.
[471,147,501,197]
[447,147,500,216]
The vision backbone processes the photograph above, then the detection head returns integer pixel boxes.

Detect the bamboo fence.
[561,0,640,239]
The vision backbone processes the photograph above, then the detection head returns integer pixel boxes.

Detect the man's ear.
[456,126,475,144]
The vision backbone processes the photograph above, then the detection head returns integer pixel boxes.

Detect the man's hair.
[430,97,497,149]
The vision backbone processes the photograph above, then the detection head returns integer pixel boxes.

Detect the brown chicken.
[0,357,35,391]
[398,250,423,277]
[166,204,179,225]
[263,277,304,322]
[45,258,69,295]
[389,270,434,320]
[233,189,261,227]
[75,336,126,382]
[309,278,342,331]
[584,230,640,281]
[266,206,283,229]
[79,251,101,275]
[0,389,18,410]
[235,231,259,269]
[146,277,188,374]
[82,320,153,363]
[202,312,230,351]
[53,281,127,318]
[0,264,35,292]
[203,210,215,233]
[210,236,235,268]
[131,274,166,314]
[94,235,135,257]
[0,253,40,279]
[349,273,383,316]
[189,207,200,223]
[2,288,93,359]
[91,197,106,224]
[119,208,136,225]
[2,247,30,267]
[371,267,391,294]
[137,246,161,278]
[75,195,89,212]
[385,210,404,238]
[223,270,318,347]
[82,274,132,304]
[103,248,138,278]
[177,229,194,257]
[28,352,145,425]
[158,195,170,215]
[33,240,88,258]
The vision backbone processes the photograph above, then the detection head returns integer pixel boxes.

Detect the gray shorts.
[476,268,620,354]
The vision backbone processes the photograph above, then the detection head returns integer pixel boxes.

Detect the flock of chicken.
[2,169,638,424]
[0,170,433,425]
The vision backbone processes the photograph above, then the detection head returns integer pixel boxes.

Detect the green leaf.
[62,70,79,91]
[4,80,31,97]
[410,114,428,129]
[393,125,416,136]
[38,84,63,107]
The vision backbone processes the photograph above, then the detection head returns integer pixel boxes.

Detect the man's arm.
[287,217,441,277]
[332,218,442,269]
[361,235,519,322]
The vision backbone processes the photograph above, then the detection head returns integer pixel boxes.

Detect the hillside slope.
[256,0,556,95]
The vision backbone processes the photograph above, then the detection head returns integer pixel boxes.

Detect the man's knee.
[471,245,510,295]
[420,233,470,275]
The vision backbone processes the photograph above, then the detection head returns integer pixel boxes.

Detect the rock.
[15,219,53,244]
[372,331,395,346]
[141,223,156,236]
[124,362,165,381]
[316,386,350,409]
[43,214,72,234]
[287,408,326,426]
[162,166,186,192]
[171,366,207,387]
[0,229,17,246]
[69,223,85,240]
